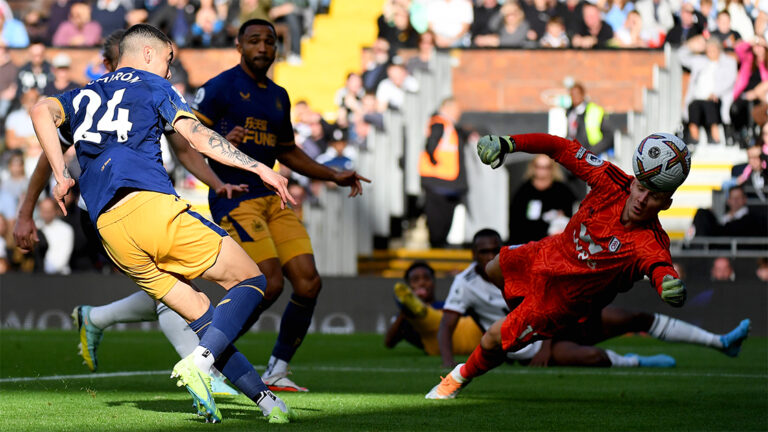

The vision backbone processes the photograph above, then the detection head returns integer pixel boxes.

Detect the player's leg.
[391,280,446,355]
[425,317,506,399]
[547,339,675,368]
[646,310,751,357]
[262,253,318,391]
[72,291,157,372]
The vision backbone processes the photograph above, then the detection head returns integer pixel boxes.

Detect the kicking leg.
[649,313,751,357]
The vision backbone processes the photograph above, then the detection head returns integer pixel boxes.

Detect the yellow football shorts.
[217,195,313,265]
[97,191,227,300]
[409,306,484,356]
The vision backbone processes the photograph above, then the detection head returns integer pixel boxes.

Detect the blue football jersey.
[54,67,196,224]
[191,65,294,222]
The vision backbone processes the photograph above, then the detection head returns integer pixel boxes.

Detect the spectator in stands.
[300,111,329,160]
[22,10,48,43]
[572,2,614,48]
[5,88,42,175]
[15,41,52,100]
[269,0,305,64]
[566,82,613,155]
[756,257,768,281]
[168,41,189,91]
[316,127,356,172]
[349,92,385,149]
[149,0,197,47]
[522,0,557,40]
[406,30,436,75]
[735,143,767,200]
[664,2,705,47]
[678,35,737,145]
[485,1,536,48]
[710,10,742,49]
[508,154,576,245]
[426,0,473,48]
[0,42,17,124]
[126,4,149,27]
[42,53,79,96]
[91,0,131,38]
[723,0,754,43]
[189,3,227,47]
[36,197,74,275]
[336,72,364,126]
[52,0,103,47]
[470,0,502,46]
[711,256,735,281]
[612,10,651,48]
[557,0,583,39]
[730,38,768,147]
[539,16,569,48]
[0,2,29,48]
[635,0,675,39]
[378,2,419,55]
[46,0,73,45]
[362,38,391,92]
[699,0,717,33]
[419,97,467,248]
[604,0,635,33]
[376,62,419,112]
[0,152,28,218]
[689,185,767,237]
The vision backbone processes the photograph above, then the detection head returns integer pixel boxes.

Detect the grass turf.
[0,330,766,431]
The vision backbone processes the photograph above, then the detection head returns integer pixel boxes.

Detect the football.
[632,132,691,192]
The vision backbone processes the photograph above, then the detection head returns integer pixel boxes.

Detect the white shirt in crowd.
[38,218,74,275]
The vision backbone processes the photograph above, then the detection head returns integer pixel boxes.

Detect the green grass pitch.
[1,330,766,431]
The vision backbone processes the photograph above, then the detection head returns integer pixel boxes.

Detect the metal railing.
[673,237,768,258]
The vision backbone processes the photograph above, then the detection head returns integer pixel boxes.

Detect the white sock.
[264,356,288,378]
[256,390,287,416]
[156,303,199,358]
[451,364,467,383]
[649,314,722,348]
[192,345,215,374]
[606,350,639,367]
[88,292,157,329]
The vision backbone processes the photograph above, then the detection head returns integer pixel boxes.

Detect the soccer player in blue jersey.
[30,24,296,424]
[190,18,370,392]
[14,29,242,396]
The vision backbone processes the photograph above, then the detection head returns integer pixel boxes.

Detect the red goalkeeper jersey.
[502,134,678,307]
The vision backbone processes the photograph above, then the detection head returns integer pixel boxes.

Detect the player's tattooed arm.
[175,117,296,208]
[30,98,74,214]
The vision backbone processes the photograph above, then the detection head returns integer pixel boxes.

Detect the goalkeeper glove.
[477,135,515,169]
[661,275,686,308]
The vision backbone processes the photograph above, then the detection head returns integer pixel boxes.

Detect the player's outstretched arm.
[30,98,75,215]
[438,310,461,368]
[173,117,295,208]
[660,275,687,308]
[278,146,370,197]
[165,131,248,199]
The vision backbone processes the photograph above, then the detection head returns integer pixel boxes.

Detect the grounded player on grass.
[385,261,483,356]
[392,229,751,369]
[425,132,697,399]
[13,29,242,396]
[30,24,297,423]
[190,18,370,392]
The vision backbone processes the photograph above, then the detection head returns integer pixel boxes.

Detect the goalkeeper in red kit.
[426,132,691,399]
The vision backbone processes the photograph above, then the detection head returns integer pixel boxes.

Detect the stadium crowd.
[1,0,767,276]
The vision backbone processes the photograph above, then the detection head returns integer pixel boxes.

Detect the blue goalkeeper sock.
[214,346,268,402]
[270,294,317,365]
[198,275,266,358]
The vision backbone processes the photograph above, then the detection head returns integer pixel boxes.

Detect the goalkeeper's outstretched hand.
[477,135,515,169]
[661,275,686,308]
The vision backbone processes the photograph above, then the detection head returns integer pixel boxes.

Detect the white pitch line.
[1,365,765,384]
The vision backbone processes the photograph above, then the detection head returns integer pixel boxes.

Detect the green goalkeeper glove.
[477,135,515,169]
[661,275,686,308]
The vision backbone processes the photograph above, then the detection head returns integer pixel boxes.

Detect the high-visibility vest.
[584,102,605,146]
[419,114,459,181]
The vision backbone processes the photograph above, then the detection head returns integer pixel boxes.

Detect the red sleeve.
[510,133,632,192]
[634,225,678,295]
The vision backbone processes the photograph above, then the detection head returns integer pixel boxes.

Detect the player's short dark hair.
[103,29,126,67]
[472,229,502,246]
[404,261,435,281]
[119,24,172,61]
[238,19,276,41]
